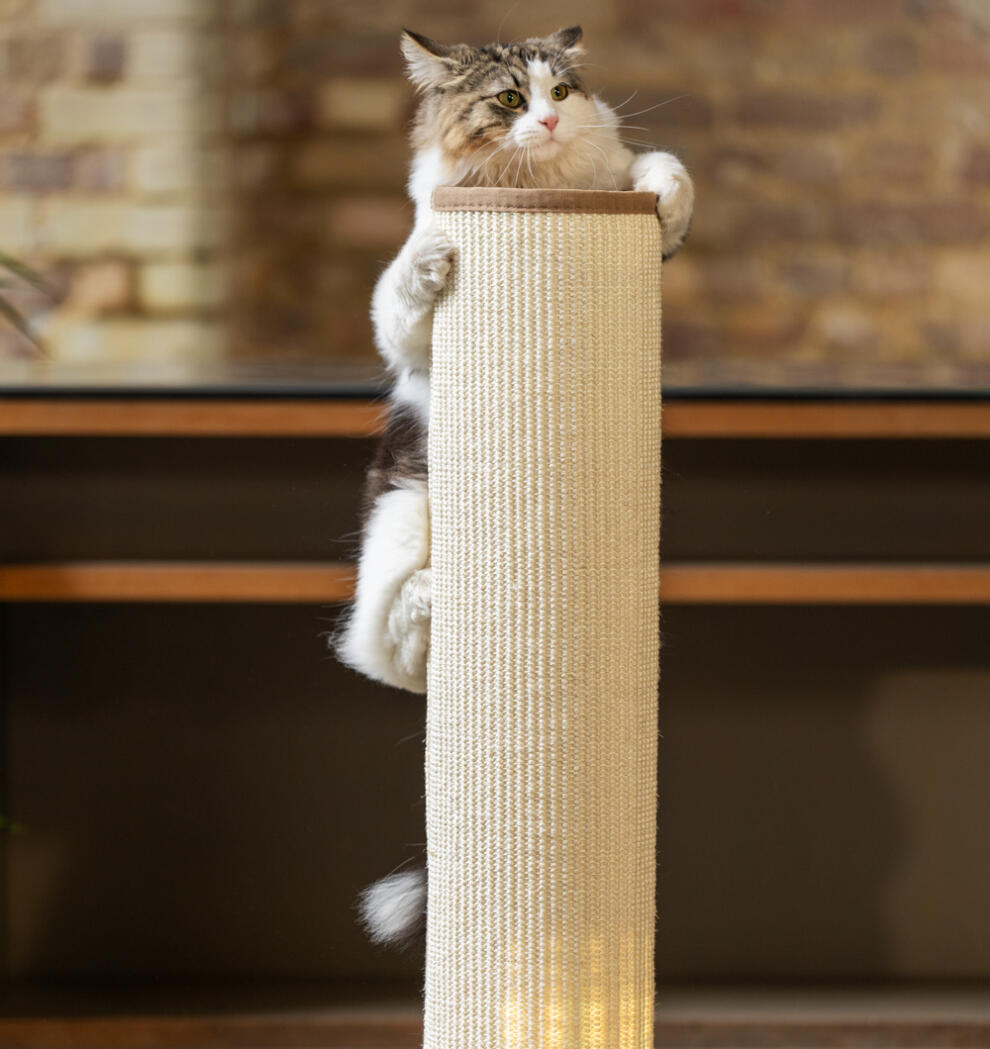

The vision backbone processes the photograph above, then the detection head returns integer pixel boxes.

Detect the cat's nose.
[540,114,559,133]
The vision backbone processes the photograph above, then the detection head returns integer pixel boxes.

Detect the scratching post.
[427,187,662,1049]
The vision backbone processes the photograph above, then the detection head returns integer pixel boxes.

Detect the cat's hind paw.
[385,567,432,693]
[630,151,694,259]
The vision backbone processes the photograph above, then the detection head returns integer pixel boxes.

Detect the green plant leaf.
[0,250,52,294]
[0,293,36,341]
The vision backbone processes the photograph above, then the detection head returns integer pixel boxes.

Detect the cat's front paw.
[385,567,432,693]
[408,226,455,304]
[630,151,694,259]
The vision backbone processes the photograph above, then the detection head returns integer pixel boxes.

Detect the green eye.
[497,89,522,108]
[551,84,569,101]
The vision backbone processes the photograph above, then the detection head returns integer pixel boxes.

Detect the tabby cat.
[337,25,694,945]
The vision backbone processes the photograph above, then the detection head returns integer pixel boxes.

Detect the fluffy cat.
[336,25,694,946]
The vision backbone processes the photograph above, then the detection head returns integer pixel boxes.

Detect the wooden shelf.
[1,561,989,604]
[1,398,989,438]
[661,562,990,604]
[662,400,990,439]
[0,562,355,603]
[2,984,988,1048]
[0,398,386,437]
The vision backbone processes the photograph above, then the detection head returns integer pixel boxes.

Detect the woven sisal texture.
[427,189,662,1049]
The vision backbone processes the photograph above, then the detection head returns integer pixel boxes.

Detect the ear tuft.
[400,29,456,90]
[547,25,583,52]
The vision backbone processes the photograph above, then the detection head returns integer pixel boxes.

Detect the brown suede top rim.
[432,187,659,216]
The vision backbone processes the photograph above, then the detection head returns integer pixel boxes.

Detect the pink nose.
[540,114,559,133]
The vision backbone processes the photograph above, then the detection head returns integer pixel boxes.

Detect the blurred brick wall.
[2,0,989,386]
[0,0,228,368]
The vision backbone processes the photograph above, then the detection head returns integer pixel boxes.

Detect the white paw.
[630,151,694,258]
[385,567,432,693]
[409,225,455,303]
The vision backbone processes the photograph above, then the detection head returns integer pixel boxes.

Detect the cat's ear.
[546,25,584,53]
[401,29,458,89]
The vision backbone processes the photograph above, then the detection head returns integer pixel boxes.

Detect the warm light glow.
[499,935,651,1049]
[501,992,525,1047]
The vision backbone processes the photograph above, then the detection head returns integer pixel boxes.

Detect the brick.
[779,257,849,296]
[40,85,201,144]
[39,199,132,254]
[291,139,408,188]
[132,141,198,195]
[919,320,960,356]
[962,146,990,184]
[66,260,133,313]
[230,145,279,190]
[0,0,32,18]
[36,0,216,23]
[663,319,723,361]
[924,31,990,75]
[287,34,398,75]
[701,257,767,299]
[742,203,828,242]
[657,255,701,306]
[727,304,807,348]
[783,0,902,19]
[126,204,207,254]
[618,0,780,23]
[0,197,37,254]
[2,151,74,191]
[735,91,880,129]
[862,33,918,77]
[4,32,64,81]
[853,253,931,298]
[775,142,845,185]
[128,28,203,80]
[74,148,126,192]
[46,317,224,365]
[139,261,226,311]
[84,34,126,82]
[230,28,281,78]
[957,318,990,360]
[39,199,212,256]
[709,146,769,187]
[317,78,405,131]
[328,195,411,248]
[919,317,990,365]
[622,90,714,131]
[857,141,931,185]
[935,251,990,305]
[0,89,32,133]
[835,200,990,245]
[227,0,286,24]
[227,89,312,135]
[812,303,879,353]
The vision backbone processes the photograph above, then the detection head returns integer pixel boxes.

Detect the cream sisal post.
[427,187,662,1049]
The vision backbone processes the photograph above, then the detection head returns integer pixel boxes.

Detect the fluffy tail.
[358,867,427,947]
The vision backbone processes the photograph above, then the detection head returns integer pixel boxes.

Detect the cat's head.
[401,27,603,182]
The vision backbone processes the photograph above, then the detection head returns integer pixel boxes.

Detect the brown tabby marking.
[406,29,587,164]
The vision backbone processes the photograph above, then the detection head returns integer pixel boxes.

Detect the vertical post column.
[427,187,662,1049]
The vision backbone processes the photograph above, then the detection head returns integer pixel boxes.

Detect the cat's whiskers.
[613,94,691,119]
[576,121,649,133]
[610,88,640,113]
[510,143,529,187]
[581,135,619,189]
[492,145,522,187]
[466,137,508,179]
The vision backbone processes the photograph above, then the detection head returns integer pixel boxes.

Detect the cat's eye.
[551,84,569,101]
[497,89,522,109]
